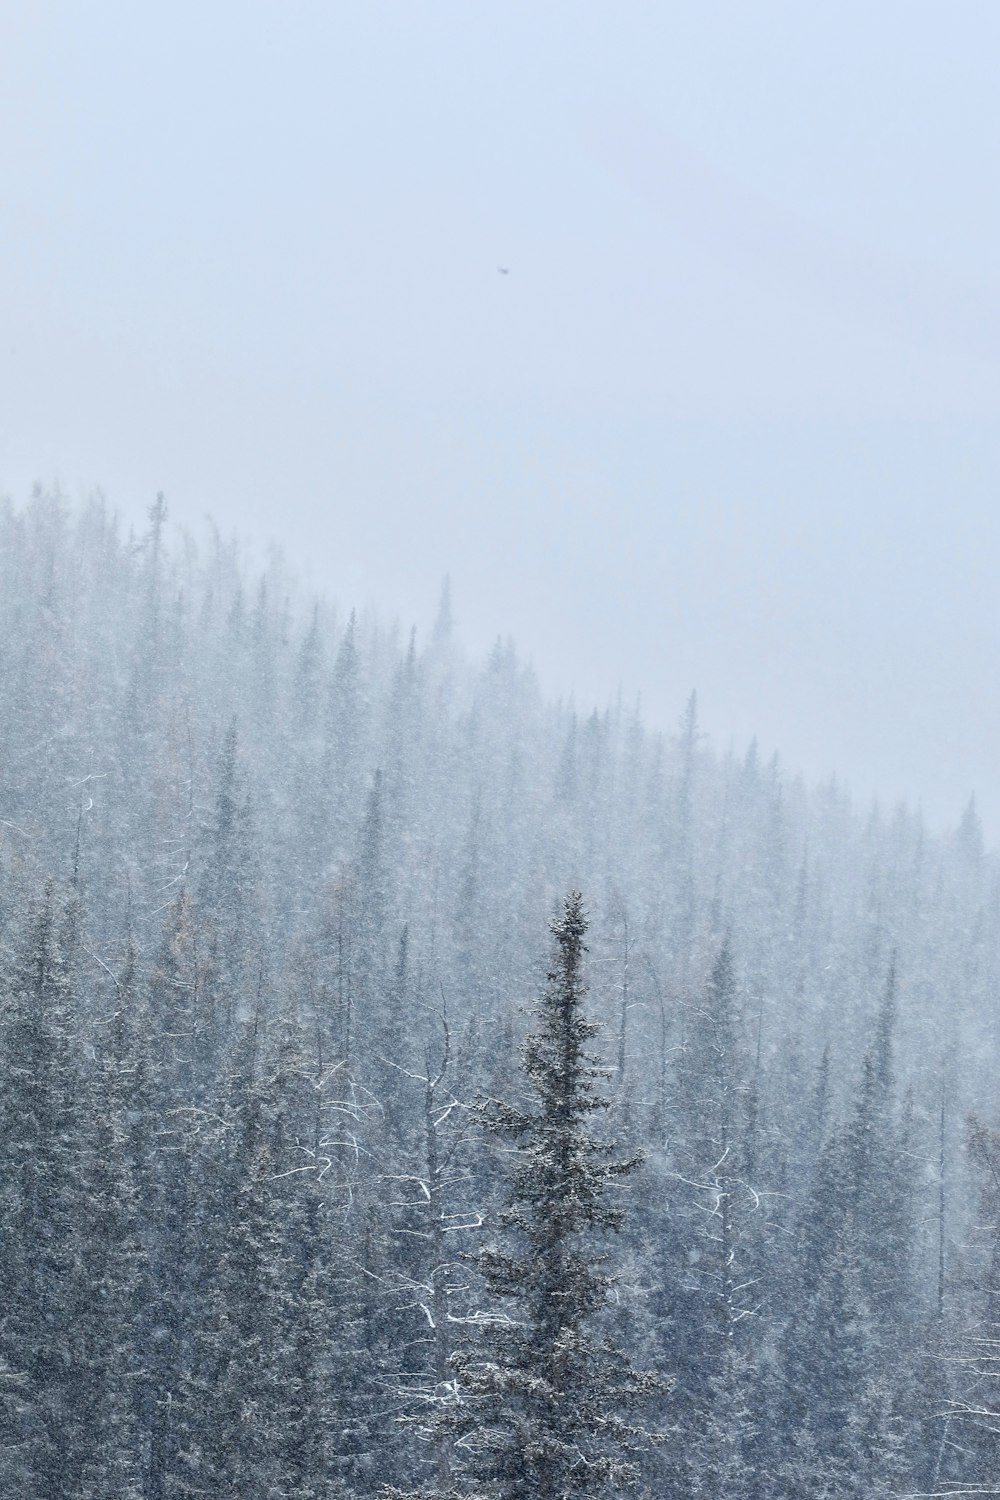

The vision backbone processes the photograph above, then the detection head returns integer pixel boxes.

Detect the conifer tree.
[660,937,762,1499]
[775,959,914,1500]
[74,947,151,1500]
[0,884,86,1495]
[937,1118,1000,1496]
[395,892,661,1500]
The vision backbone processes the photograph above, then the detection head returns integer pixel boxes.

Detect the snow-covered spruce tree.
[388,891,662,1500]
[658,937,763,1500]
[935,1117,1000,1496]
[0,884,87,1495]
[774,960,915,1500]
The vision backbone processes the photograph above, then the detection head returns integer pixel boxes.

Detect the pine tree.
[75,950,150,1500]
[775,959,915,1500]
[392,892,662,1500]
[0,884,86,1494]
[197,720,259,1054]
[938,1118,1000,1496]
[169,1018,291,1499]
[660,937,762,1499]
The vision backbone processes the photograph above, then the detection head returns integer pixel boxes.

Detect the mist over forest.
[0,490,998,1498]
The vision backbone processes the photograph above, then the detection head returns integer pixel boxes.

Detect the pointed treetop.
[553,888,587,943]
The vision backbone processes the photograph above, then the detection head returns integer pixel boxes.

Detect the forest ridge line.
[0,489,997,1497]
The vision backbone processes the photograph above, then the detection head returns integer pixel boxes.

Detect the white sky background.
[1,2,999,838]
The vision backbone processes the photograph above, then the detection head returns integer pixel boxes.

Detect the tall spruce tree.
[392,891,661,1500]
[775,959,914,1500]
[0,885,86,1495]
[938,1117,1000,1497]
[660,937,763,1499]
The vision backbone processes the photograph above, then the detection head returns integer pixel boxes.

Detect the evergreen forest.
[2,489,1000,1500]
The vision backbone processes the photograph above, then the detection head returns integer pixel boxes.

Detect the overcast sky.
[2,2,999,839]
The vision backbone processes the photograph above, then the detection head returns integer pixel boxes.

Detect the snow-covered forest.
[2,488,999,1499]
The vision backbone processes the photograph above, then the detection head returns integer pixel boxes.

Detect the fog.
[2,1,998,837]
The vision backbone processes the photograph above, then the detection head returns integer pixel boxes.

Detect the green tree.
[935,1118,1000,1498]
[399,892,661,1500]
[0,885,86,1494]
[775,960,915,1500]
[659,937,763,1499]
[75,954,150,1500]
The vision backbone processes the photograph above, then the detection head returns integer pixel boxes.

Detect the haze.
[2,1,998,838]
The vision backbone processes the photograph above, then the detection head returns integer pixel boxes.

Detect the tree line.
[0,489,998,1497]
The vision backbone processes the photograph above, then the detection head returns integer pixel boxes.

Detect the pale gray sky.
[2,2,999,836]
